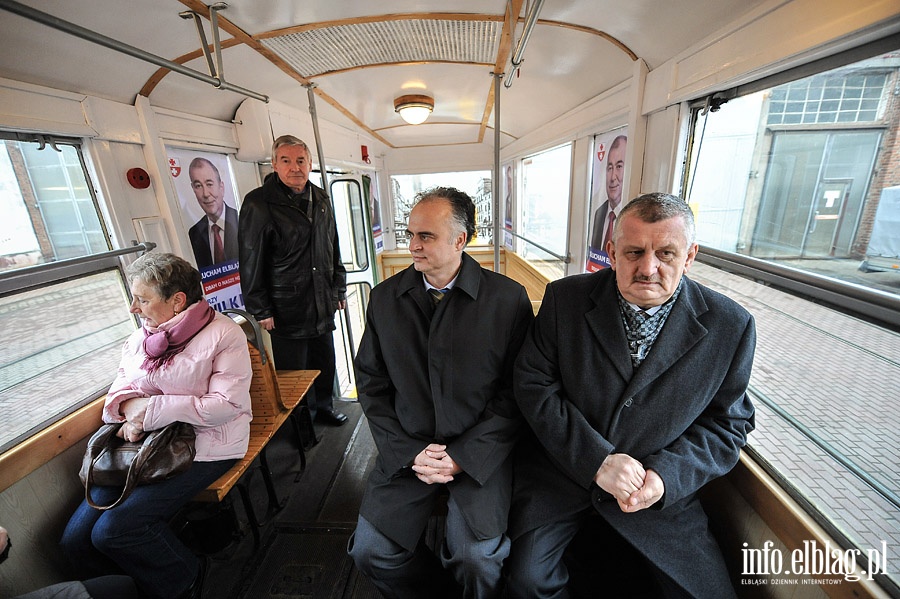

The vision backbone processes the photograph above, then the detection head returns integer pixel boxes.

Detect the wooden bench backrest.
[220,309,284,424]
[247,342,283,426]
[194,342,281,503]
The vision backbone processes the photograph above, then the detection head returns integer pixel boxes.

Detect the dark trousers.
[271,332,337,417]
[506,510,695,599]
[60,459,234,599]
[349,496,510,599]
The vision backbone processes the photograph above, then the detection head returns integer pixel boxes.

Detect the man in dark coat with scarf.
[238,134,349,425]
[506,193,755,598]
[349,187,533,598]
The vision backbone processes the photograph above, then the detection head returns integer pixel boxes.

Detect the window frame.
[678,35,900,594]
[515,142,574,280]
[0,131,145,454]
[681,37,900,329]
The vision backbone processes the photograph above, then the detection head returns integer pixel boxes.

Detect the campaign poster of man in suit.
[168,148,244,312]
[186,157,239,269]
[586,129,628,272]
[503,163,515,250]
[366,174,384,254]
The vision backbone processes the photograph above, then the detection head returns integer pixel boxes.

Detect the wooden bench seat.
[193,311,319,548]
[275,369,318,411]
[276,369,320,447]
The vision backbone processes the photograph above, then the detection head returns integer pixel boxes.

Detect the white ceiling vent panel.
[262,19,501,77]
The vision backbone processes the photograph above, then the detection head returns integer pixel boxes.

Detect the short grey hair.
[126,253,203,306]
[271,135,311,164]
[613,192,696,248]
[413,186,476,245]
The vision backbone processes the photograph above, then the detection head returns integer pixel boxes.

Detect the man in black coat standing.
[349,187,533,598]
[238,135,348,425]
[507,193,756,598]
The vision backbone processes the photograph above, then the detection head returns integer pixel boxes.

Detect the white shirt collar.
[207,212,226,229]
[625,300,662,316]
[423,273,458,292]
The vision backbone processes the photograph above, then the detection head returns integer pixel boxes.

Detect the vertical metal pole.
[304,83,329,191]
[304,82,347,397]
[492,72,503,272]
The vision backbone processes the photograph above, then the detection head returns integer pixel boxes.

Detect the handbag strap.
[84,426,163,511]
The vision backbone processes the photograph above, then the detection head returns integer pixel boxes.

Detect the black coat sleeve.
[642,314,756,508]
[514,283,617,488]
[444,285,532,485]
[353,288,427,474]
[238,194,274,321]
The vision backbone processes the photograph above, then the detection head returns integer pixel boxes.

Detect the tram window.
[0,137,109,268]
[0,270,133,453]
[684,51,898,294]
[331,179,369,272]
[0,134,134,453]
[390,171,492,247]
[517,143,572,280]
[683,47,900,588]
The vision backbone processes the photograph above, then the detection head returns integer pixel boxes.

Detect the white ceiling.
[0,0,768,150]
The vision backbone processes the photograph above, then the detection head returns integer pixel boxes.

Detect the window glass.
[0,270,134,452]
[390,171,492,247]
[0,135,132,453]
[766,73,887,125]
[0,139,109,267]
[331,179,369,272]
[517,143,572,280]
[686,52,899,292]
[684,48,900,587]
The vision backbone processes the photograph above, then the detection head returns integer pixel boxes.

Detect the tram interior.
[0,0,898,598]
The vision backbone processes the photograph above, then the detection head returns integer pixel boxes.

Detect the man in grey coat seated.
[507,192,756,598]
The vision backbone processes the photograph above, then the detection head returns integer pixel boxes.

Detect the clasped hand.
[116,396,150,442]
[594,453,665,513]
[411,443,461,484]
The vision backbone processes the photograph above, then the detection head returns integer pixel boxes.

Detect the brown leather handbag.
[79,422,196,510]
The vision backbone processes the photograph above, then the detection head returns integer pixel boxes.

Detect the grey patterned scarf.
[617,279,684,368]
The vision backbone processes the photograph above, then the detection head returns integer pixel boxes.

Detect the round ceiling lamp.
[394,94,434,125]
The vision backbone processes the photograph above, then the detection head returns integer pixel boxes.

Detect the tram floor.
[187,399,383,599]
[185,401,658,599]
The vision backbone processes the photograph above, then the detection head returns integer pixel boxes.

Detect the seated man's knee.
[348,517,410,574]
[442,533,508,577]
[347,529,376,572]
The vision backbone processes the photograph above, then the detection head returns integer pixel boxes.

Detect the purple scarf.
[141,301,215,374]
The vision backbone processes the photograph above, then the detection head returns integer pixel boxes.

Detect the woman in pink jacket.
[61,253,251,599]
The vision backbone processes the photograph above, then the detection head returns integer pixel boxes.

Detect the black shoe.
[315,409,348,426]
[180,556,208,599]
